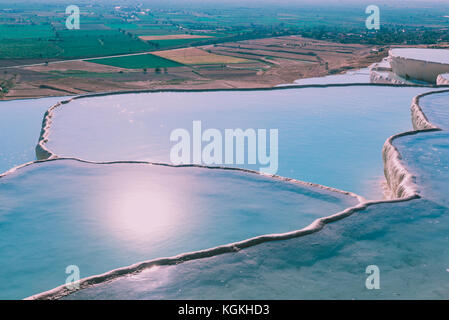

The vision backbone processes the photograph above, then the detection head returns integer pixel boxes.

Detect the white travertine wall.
[370,70,407,85]
[437,73,449,85]
[390,49,449,84]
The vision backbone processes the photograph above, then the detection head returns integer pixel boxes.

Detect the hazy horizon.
[1,0,449,7]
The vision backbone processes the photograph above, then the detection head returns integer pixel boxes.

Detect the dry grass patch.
[152,47,251,65]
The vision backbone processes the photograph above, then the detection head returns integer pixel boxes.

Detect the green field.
[0,28,155,59]
[105,23,140,30]
[86,53,183,69]
[0,39,61,59]
[144,38,213,49]
[0,24,54,40]
[56,29,153,58]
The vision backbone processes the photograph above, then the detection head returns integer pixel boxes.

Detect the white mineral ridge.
[390,48,449,83]
[437,73,449,85]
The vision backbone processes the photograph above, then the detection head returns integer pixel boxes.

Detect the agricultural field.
[0,26,156,60]
[1,33,384,100]
[206,36,379,69]
[57,30,154,59]
[0,24,54,40]
[1,1,448,100]
[86,53,183,69]
[139,34,214,41]
[1,2,448,63]
[0,5,234,61]
[0,24,60,59]
[142,38,214,50]
[152,47,251,65]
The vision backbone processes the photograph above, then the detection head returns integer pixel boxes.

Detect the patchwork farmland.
[2,2,427,99]
[86,53,183,69]
[151,48,251,65]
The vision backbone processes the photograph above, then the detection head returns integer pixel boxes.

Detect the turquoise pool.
[45,86,437,199]
[0,159,358,299]
[2,86,448,300]
[0,97,68,174]
[63,90,449,300]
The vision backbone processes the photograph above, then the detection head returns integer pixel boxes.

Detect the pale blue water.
[419,91,449,130]
[0,97,70,174]
[64,198,449,300]
[402,91,449,205]
[46,86,437,199]
[0,159,357,299]
[63,91,449,300]
[282,68,371,86]
[395,131,449,207]
[2,86,447,300]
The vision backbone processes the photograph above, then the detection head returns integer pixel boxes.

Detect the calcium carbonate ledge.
[390,49,449,83]
[382,129,439,198]
[370,69,408,85]
[382,89,449,199]
[437,73,449,86]
[410,90,449,130]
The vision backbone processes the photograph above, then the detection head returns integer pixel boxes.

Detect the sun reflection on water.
[94,169,191,242]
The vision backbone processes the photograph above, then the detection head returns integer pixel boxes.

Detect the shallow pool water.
[63,198,449,300]
[46,86,437,199]
[60,87,449,300]
[419,91,449,130]
[0,97,68,174]
[62,91,449,300]
[2,86,448,300]
[285,68,371,86]
[0,159,357,299]
[395,131,449,207]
